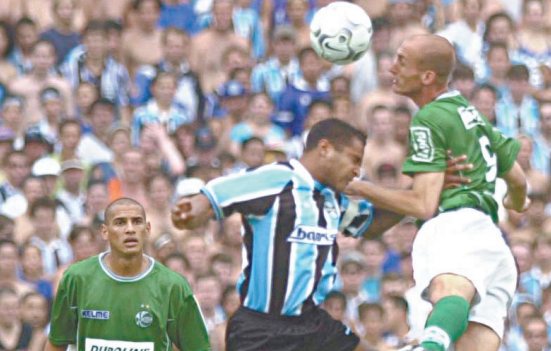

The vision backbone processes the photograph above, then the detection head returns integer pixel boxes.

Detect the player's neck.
[105,252,149,277]
[414,85,450,108]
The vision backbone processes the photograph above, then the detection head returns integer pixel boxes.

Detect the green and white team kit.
[50,253,211,351]
[403,90,520,223]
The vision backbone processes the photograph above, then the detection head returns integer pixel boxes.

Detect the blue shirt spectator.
[158,1,197,35]
[41,29,81,66]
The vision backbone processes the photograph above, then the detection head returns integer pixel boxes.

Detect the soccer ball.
[310,1,373,65]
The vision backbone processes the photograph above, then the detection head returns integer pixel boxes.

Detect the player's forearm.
[502,162,529,212]
[348,180,439,220]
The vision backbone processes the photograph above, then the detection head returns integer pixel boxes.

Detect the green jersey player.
[347,34,529,351]
[45,198,211,351]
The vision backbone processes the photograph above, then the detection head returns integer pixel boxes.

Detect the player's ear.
[100,224,109,241]
[421,70,437,85]
[318,138,331,157]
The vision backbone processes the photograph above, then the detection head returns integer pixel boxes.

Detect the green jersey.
[402,91,521,223]
[49,253,211,351]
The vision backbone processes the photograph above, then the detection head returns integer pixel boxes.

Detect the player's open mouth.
[124,238,139,246]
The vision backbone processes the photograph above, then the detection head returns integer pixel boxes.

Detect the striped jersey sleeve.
[201,164,294,219]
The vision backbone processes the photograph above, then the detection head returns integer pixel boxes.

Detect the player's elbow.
[414,202,439,221]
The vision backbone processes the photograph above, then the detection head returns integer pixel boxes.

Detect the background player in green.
[347,34,530,351]
[45,198,211,351]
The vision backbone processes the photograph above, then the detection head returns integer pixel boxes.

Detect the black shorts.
[226,306,360,351]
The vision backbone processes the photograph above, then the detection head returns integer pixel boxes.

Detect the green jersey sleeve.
[402,107,448,174]
[488,127,521,177]
[49,270,79,346]
[167,283,211,351]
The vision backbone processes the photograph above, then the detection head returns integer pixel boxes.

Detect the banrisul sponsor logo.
[85,338,154,351]
[287,226,338,246]
[81,310,110,320]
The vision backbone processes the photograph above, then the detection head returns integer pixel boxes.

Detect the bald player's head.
[104,198,146,223]
[405,34,456,85]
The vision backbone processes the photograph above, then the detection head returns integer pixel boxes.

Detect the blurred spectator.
[506,299,540,351]
[339,252,370,323]
[132,27,202,121]
[517,0,551,82]
[450,64,476,98]
[24,129,53,165]
[20,291,49,331]
[181,233,210,276]
[523,316,551,351]
[54,120,82,163]
[108,148,148,205]
[40,0,81,65]
[122,0,163,79]
[0,21,17,86]
[362,105,404,183]
[80,181,109,228]
[36,87,66,144]
[9,17,39,75]
[189,0,249,93]
[0,240,34,297]
[0,150,30,208]
[0,128,14,174]
[471,83,498,125]
[229,93,285,155]
[195,273,225,332]
[61,21,131,122]
[138,124,186,177]
[482,42,512,96]
[6,176,46,228]
[393,105,412,149]
[275,47,330,136]
[18,243,53,301]
[520,234,551,307]
[1,96,26,148]
[132,72,193,145]
[532,101,551,176]
[56,159,86,223]
[437,0,484,68]
[251,25,299,103]
[286,0,310,50]
[76,98,116,164]
[382,295,411,348]
[105,20,123,63]
[74,82,98,122]
[210,285,240,351]
[357,302,390,350]
[496,64,539,138]
[9,39,73,124]
[517,135,549,195]
[0,288,35,351]
[145,173,179,241]
[387,0,428,52]
[322,290,350,326]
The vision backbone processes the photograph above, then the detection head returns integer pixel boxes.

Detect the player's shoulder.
[151,261,193,293]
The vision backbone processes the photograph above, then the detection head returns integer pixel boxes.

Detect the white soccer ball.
[310,1,373,65]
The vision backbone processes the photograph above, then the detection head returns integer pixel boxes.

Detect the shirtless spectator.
[41,0,81,65]
[108,149,149,206]
[286,0,311,50]
[386,0,428,52]
[0,240,34,298]
[122,0,163,79]
[189,0,249,93]
[361,105,406,182]
[9,39,73,124]
[0,22,17,87]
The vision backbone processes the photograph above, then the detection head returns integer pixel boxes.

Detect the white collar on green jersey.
[98,251,155,282]
[435,90,461,100]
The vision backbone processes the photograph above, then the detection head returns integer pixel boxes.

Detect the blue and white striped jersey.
[202,159,374,317]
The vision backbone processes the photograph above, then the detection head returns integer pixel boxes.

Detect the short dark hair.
[358,302,384,320]
[386,295,409,313]
[29,197,57,218]
[324,290,347,307]
[508,64,530,81]
[305,118,366,152]
[105,20,123,33]
[83,21,107,37]
[59,119,81,135]
[104,198,145,222]
[471,83,498,100]
[68,225,95,243]
[307,99,333,114]
[133,0,162,11]
[298,47,317,63]
[89,98,116,115]
[15,17,36,31]
[452,63,474,81]
[241,136,264,150]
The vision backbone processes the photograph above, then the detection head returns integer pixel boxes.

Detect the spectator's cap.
[195,127,217,151]
[175,177,205,198]
[1,96,24,110]
[61,159,85,172]
[340,251,366,270]
[217,80,247,99]
[32,157,61,177]
[272,25,296,41]
[40,87,62,104]
[24,128,51,145]
[0,127,15,142]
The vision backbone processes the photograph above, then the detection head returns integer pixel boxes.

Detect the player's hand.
[503,195,531,213]
[443,150,473,190]
[171,198,194,229]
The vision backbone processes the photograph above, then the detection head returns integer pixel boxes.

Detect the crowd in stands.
[0,0,551,350]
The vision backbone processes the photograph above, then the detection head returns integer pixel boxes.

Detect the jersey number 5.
[479,135,497,182]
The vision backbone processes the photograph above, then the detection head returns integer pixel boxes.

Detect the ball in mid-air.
[310,1,373,65]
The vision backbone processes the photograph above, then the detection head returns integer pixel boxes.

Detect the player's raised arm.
[501,161,530,212]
